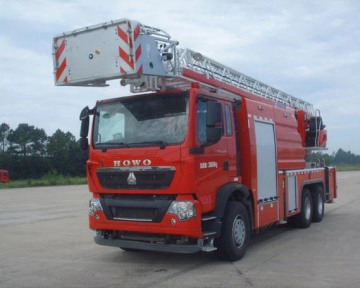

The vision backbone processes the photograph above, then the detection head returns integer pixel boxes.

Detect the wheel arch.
[215,183,254,230]
[301,180,325,196]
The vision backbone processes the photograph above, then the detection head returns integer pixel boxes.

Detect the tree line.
[0,122,87,180]
[1,122,359,180]
[306,149,360,166]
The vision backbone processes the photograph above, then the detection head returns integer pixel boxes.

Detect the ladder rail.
[174,48,314,114]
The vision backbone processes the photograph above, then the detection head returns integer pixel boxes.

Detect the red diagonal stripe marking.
[134,25,140,41]
[117,26,128,44]
[55,39,66,61]
[119,47,134,70]
[56,58,67,81]
[137,65,143,75]
[135,45,142,62]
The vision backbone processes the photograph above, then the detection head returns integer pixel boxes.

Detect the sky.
[0,0,359,154]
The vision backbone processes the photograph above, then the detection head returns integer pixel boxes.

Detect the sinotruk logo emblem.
[127,172,137,185]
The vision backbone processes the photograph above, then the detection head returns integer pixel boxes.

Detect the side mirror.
[80,117,89,138]
[207,126,222,143]
[79,137,89,150]
[79,106,94,150]
[206,101,222,126]
[206,101,222,144]
[80,106,90,120]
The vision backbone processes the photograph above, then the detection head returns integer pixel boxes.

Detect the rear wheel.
[293,188,313,228]
[216,202,250,261]
[312,186,324,222]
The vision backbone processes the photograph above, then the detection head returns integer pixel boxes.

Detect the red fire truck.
[53,19,337,261]
[0,169,10,183]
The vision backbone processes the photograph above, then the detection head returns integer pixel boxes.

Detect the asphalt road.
[0,171,359,288]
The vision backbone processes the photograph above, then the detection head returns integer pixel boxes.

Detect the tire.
[293,188,313,228]
[312,186,324,222]
[215,202,250,261]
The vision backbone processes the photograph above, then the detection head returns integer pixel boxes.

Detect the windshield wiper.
[96,142,129,151]
[128,141,167,149]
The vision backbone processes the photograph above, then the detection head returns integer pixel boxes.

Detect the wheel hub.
[305,197,311,220]
[232,216,245,248]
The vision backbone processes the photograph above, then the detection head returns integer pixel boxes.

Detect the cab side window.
[197,101,207,143]
[224,104,232,136]
[197,99,223,145]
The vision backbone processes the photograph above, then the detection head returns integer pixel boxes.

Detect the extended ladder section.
[173,48,314,114]
[53,18,314,115]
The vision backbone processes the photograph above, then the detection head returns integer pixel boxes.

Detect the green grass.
[1,164,360,189]
[335,164,360,171]
[0,171,87,189]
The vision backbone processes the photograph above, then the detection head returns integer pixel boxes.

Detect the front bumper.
[94,235,201,253]
[89,194,203,239]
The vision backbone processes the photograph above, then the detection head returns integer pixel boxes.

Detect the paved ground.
[0,171,359,288]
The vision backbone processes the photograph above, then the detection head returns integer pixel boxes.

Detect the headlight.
[167,201,196,221]
[89,198,103,216]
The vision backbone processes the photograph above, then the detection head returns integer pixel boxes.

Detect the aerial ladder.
[53,18,326,149]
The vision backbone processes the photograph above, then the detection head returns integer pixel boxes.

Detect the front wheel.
[215,202,250,261]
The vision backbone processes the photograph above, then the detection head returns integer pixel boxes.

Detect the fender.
[215,183,254,229]
[301,179,324,195]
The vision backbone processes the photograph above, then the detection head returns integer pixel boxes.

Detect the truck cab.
[82,86,244,254]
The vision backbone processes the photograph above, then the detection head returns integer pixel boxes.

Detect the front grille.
[97,167,175,190]
[111,207,155,222]
[100,194,176,223]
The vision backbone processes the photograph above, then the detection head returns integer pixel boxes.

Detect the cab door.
[194,96,236,212]
[223,103,238,179]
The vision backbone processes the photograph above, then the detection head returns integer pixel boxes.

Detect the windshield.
[93,93,189,149]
